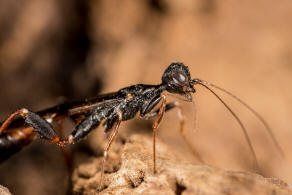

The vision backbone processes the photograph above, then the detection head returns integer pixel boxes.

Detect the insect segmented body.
[0,62,284,192]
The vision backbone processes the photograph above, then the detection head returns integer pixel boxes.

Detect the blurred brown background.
[0,0,292,194]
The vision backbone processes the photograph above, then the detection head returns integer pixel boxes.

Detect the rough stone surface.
[72,134,292,195]
[0,185,11,195]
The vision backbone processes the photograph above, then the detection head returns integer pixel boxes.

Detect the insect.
[0,62,284,192]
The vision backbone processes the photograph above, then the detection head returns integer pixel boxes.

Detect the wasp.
[0,62,284,192]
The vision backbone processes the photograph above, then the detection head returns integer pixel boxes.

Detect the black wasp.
[0,62,284,191]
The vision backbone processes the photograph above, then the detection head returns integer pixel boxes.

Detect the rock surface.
[0,185,11,195]
[72,134,292,195]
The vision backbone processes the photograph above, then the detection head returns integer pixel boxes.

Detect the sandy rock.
[72,134,292,195]
[0,185,11,195]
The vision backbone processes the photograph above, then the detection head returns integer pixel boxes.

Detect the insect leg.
[152,94,166,174]
[140,95,162,117]
[143,102,176,119]
[0,109,28,135]
[98,110,122,192]
[68,108,105,144]
[56,119,73,169]
[174,101,204,163]
[0,108,62,144]
[0,126,36,163]
[144,102,204,163]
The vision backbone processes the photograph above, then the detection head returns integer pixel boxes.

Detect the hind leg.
[0,108,62,143]
[0,109,28,135]
[0,107,101,147]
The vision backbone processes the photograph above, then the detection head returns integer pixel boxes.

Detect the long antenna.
[193,80,260,171]
[196,79,285,158]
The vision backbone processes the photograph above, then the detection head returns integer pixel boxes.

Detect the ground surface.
[73,134,292,195]
[0,185,11,195]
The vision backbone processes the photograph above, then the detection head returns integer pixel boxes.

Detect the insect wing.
[37,92,122,120]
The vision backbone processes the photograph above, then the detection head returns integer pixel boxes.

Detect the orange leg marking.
[98,110,123,192]
[152,94,166,174]
[0,109,28,135]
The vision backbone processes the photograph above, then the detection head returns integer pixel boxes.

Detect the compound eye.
[173,72,188,86]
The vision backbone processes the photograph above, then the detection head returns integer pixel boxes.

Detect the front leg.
[140,94,162,117]
[142,102,176,119]
[143,102,204,163]
[139,94,167,173]
[152,94,166,174]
